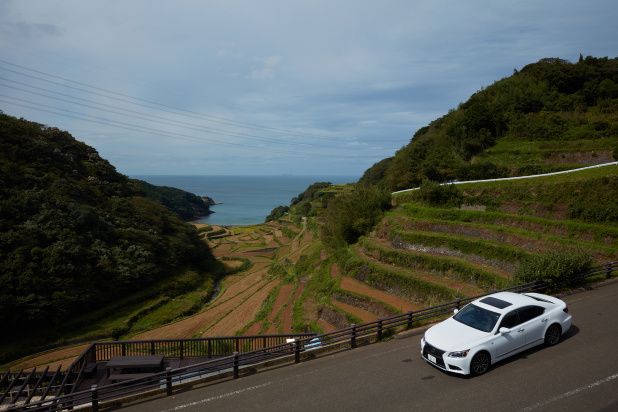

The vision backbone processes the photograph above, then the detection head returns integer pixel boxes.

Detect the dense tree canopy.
[0,113,217,332]
[359,56,618,191]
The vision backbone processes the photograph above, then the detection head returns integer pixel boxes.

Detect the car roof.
[472,292,543,313]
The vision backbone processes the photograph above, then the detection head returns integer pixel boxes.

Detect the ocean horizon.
[132,175,359,226]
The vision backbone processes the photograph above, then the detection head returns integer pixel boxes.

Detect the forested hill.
[0,113,217,335]
[135,180,213,221]
[360,56,618,191]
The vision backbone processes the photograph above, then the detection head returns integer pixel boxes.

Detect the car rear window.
[479,296,512,309]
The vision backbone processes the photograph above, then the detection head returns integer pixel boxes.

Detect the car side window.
[517,306,545,323]
[499,311,520,329]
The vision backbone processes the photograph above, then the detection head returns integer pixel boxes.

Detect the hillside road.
[112,280,618,412]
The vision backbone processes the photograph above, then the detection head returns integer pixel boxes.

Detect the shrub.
[513,249,594,291]
[417,180,463,208]
[321,186,392,249]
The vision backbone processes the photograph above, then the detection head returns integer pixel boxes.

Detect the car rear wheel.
[544,324,562,346]
[470,351,490,376]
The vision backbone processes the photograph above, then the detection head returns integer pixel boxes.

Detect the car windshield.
[453,304,501,332]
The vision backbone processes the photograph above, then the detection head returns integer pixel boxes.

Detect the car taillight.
[563,306,569,313]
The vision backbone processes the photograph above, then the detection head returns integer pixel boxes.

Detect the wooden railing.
[2,261,616,411]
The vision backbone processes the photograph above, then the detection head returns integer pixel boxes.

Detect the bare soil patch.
[317,319,338,333]
[213,267,268,304]
[204,281,277,336]
[11,344,92,371]
[132,279,268,340]
[243,321,263,336]
[330,263,341,279]
[331,301,378,323]
[268,284,294,323]
[339,277,421,312]
[280,282,305,333]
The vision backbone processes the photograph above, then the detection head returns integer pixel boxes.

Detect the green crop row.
[396,204,618,246]
[389,229,529,263]
[348,255,467,307]
[359,238,510,290]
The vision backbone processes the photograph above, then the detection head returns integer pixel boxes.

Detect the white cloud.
[0,0,616,176]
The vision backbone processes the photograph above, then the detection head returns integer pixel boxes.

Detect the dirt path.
[339,277,422,312]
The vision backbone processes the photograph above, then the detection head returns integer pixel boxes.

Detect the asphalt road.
[112,280,618,412]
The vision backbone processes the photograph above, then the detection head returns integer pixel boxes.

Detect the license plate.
[428,354,437,363]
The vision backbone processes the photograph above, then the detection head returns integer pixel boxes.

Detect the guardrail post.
[233,352,239,379]
[351,324,357,349]
[454,298,461,310]
[294,339,300,364]
[407,310,413,329]
[377,318,383,341]
[91,385,99,412]
[166,368,172,396]
[607,263,612,280]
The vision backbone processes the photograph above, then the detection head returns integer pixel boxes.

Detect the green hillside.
[314,56,618,328]
[359,56,618,191]
[0,113,220,346]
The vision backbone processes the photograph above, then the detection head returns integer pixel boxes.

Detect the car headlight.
[448,349,470,358]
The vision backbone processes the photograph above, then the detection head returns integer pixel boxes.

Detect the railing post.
[454,298,461,310]
[294,339,300,364]
[121,343,126,356]
[207,339,212,358]
[377,318,383,341]
[166,367,172,396]
[607,262,612,280]
[233,352,239,379]
[91,385,99,412]
[180,340,184,360]
[407,310,413,329]
[151,341,155,355]
[351,324,357,349]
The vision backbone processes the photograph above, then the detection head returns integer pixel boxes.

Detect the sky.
[1,1,617,177]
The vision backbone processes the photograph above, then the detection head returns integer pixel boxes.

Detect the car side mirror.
[453,309,459,315]
[499,327,511,334]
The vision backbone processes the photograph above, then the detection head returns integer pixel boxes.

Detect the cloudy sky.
[1,1,616,177]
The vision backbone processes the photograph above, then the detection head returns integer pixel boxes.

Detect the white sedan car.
[420,292,572,376]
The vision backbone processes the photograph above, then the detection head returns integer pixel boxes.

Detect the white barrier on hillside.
[392,161,618,194]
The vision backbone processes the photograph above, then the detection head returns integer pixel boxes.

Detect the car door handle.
[541,318,548,322]
[517,328,525,333]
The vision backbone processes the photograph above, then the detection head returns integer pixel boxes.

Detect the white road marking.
[157,342,418,411]
[520,372,618,411]
[159,381,272,411]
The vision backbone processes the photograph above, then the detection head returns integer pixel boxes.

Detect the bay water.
[132,175,358,226]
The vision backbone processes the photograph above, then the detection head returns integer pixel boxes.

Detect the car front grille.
[423,342,446,367]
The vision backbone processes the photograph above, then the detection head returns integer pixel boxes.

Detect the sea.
[131,175,359,226]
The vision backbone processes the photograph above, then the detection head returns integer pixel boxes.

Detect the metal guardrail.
[2,261,616,411]
[391,161,618,194]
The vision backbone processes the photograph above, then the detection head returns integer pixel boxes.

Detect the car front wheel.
[544,324,562,346]
[470,351,490,376]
